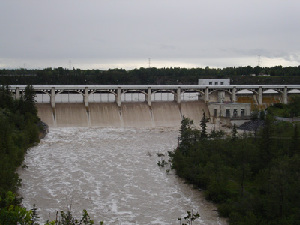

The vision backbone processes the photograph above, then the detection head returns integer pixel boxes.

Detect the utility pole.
[257,55,261,67]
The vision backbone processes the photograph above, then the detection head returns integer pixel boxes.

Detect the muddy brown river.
[19,127,227,225]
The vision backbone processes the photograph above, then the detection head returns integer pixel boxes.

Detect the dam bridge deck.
[8,85,300,108]
[7,85,300,127]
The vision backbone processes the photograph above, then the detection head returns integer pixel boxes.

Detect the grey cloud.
[1,0,300,68]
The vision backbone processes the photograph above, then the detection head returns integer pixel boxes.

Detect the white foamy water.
[19,127,227,225]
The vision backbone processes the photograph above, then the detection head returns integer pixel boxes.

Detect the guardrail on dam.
[8,84,300,105]
[7,85,300,127]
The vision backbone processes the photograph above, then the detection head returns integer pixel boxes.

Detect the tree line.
[0,85,41,224]
[169,100,300,225]
[1,66,300,85]
[0,86,40,196]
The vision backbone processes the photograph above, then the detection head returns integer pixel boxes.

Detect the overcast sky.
[1,0,300,69]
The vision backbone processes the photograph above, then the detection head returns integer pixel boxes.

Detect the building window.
[214,109,218,117]
[209,82,212,85]
[215,82,218,85]
[220,82,224,85]
[233,109,238,117]
[226,109,230,117]
[241,109,245,117]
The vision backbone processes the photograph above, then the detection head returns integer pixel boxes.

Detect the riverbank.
[0,86,42,224]
[38,120,49,139]
[170,116,300,225]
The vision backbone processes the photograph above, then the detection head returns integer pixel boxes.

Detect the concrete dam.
[9,84,300,127]
[37,101,209,128]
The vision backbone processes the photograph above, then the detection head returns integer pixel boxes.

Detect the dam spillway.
[37,101,209,128]
[9,84,300,127]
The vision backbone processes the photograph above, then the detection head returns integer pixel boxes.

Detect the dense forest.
[0,86,41,224]
[170,99,300,225]
[1,65,300,85]
[0,86,40,196]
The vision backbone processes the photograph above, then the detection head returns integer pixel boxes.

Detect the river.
[19,127,227,225]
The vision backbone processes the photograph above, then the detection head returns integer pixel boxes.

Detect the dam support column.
[258,86,263,105]
[174,87,181,104]
[115,87,121,107]
[15,87,20,100]
[147,87,151,107]
[51,87,56,126]
[174,87,182,116]
[283,86,288,104]
[205,87,209,103]
[84,87,91,126]
[51,87,56,110]
[84,87,89,111]
[232,87,236,103]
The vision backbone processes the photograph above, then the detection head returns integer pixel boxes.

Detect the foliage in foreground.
[44,209,100,225]
[266,96,300,118]
[0,85,40,197]
[0,86,40,225]
[170,116,300,225]
[0,191,100,225]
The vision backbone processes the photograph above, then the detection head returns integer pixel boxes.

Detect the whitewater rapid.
[19,127,227,225]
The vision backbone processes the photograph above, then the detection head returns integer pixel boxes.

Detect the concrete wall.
[198,79,230,85]
[208,103,251,120]
[36,101,209,128]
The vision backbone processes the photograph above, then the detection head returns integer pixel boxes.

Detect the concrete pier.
[258,86,263,105]
[283,86,288,104]
[147,87,151,107]
[51,87,55,109]
[232,86,236,102]
[174,87,181,104]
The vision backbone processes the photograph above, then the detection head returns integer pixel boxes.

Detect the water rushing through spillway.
[36,101,209,128]
[19,127,227,225]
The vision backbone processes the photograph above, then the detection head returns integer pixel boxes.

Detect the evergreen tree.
[289,124,299,157]
[179,116,194,154]
[231,124,238,141]
[259,115,274,166]
[200,111,208,138]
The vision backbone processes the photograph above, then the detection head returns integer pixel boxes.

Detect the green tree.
[289,96,300,117]
[45,210,96,225]
[289,124,299,157]
[259,115,275,166]
[0,192,34,225]
[23,85,37,115]
[179,116,194,154]
[24,85,35,103]
[231,124,238,141]
[200,111,209,138]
